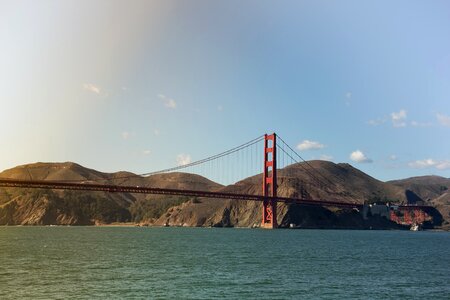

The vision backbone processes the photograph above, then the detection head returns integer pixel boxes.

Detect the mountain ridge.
[0,161,447,229]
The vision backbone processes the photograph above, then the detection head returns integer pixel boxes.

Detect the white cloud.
[367,118,386,126]
[391,109,407,127]
[436,161,450,170]
[121,131,135,140]
[158,94,177,109]
[153,129,160,136]
[350,150,373,163]
[410,121,432,127]
[389,154,397,161]
[320,154,333,161]
[165,98,177,109]
[408,158,436,168]
[345,92,352,106]
[297,140,325,151]
[408,159,450,170]
[83,83,101,95]
[436,113,450,127]
[142,150,151,155]
[121,131,130,140]
[176,153,191,166]
[369,111,433,128]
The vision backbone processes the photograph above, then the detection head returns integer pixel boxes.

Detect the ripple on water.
[0,227,449,299]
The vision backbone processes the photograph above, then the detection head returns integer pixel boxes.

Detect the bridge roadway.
[0,178,363,209]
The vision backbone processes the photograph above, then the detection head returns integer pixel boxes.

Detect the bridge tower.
[262,133,278,229]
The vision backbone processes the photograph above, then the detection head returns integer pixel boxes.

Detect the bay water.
[0,227,449,299]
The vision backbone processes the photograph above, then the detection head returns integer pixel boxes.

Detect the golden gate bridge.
[0,133,431,228]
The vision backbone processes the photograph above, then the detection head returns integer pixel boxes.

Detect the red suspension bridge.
[0,133,430,228]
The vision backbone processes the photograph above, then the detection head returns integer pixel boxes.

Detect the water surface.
[0,227,449,299]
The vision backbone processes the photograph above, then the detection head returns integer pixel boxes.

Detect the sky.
[0,0,449,182]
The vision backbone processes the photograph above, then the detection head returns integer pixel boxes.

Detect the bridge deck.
[0,178,363,209]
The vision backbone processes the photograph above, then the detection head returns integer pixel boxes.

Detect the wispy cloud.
[408,158,450,170]
[165,98,177,109]
[367,118,387,126]
[142,150,151,155]
[121,131,135,140]
[83,83,102,95]
[297,140,325,151]
[153,129,160,136]
[121,132,130,140]
[391,109,407,127]
[437,161,450,170]
[158,94,177,109]
[436,113,450,127]
[410,121,433,127]
[369,111,434,128]
[350,150,373,163]
[389,154,397,161]
[217,105,223,111]
[176,153,191,166]
[345,92,352,106]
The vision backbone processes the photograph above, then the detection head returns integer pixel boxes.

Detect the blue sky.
[0,0,449,182]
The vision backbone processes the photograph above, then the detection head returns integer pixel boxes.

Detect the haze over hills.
[0,161,447,229]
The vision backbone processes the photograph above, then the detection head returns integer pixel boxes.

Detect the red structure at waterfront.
[390,206,431,226]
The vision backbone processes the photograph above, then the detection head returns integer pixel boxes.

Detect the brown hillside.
[0,160,440,229]
[389,176,450,227]
[389,175,450,200]
[153,161,414,228]
[0,162,220,225]
[430,193,450,230]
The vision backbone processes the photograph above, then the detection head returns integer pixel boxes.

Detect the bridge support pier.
[261,133,278,229]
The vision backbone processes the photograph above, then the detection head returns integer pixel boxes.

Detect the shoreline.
[1,224,448,231]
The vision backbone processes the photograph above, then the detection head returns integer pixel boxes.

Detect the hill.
[389,176,450,229]
[389,176,450,201]
[153,160,414,228]
[0,162,221,225]
[0,161,443,229]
